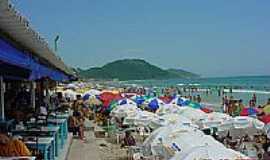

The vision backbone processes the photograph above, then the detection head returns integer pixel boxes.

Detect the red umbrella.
[200,107,213,113]
[159,96,173,104]
[99,92,122,107]
[240,107,258,116]
[259,115,270,124]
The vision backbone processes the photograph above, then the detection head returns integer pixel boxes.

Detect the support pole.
[31,81,36,110]
[0,76,4,121]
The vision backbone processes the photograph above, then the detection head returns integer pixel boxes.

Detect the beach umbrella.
[200,107,213,113]
[232,116,264,130]
[159,96,173,104]
[240,107,258,116]
[155,113,195,127]
[134,96,145,105]
[83,89,101,96]
[86,96,102,106]
[156,104,182,115]
[99,92,122,107]
[110,103,140,119]
[188,102,201,109]
[63,89,78,101]
[118,98,136,105]
[178,107,208,122]
[171,144,247,160]
[263,105,270,115]
[148,99,159,111]
[64,83,77,90]
[83,93,91,101]
[260,115,270,124]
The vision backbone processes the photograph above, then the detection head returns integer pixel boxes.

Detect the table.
[0,156,36,160]
[12,126,60,157]
[50,113,69,119]
[24,137,54,160]
[47,118,67,148]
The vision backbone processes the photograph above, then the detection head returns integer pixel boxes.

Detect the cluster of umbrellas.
[61,83,269,159]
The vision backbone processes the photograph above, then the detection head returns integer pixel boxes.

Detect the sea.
[122,76,270,110]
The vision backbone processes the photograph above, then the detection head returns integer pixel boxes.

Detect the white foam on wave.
[223,89,270,94]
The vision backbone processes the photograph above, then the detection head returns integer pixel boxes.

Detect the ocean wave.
[223,89,270,94]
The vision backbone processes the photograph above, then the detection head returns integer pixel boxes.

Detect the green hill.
[166,69,199,78]
[77,59,199,80]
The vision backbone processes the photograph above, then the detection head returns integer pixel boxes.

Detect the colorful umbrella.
[259,115,270,124]
[263,105,270,115]
[240,107,258,116]
[148,99,159,111]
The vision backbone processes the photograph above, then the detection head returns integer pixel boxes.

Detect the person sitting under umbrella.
[0,131,31,156]
[122,131,136,147]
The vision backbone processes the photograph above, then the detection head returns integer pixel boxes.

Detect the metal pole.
[0,76,5,121]
[31,82,36,110]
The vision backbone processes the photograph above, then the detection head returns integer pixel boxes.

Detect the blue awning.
[0,38,69,81]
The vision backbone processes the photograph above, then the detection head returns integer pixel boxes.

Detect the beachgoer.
[122,131,136,147]
[249,100,256,108]
[68,112,80,136]
[197,95,201,103]
[252,93,257,104]
[262,143,270,160]
[0,132,31,156]
[223,96,229,113]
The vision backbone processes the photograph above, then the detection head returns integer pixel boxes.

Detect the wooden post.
[0,76,5,121]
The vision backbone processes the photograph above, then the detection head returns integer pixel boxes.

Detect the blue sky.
[12,0,270,77]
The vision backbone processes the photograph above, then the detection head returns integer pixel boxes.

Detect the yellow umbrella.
[87,97,102,106]
[263,105,270,115]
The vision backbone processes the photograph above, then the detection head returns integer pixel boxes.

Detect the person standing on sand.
[222,96,229,113]
[252,93,257,104]
[197,95,201,103]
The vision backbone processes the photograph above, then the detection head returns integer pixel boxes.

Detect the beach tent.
[240,107,258,116]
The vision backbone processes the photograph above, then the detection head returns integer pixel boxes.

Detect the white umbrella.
[83,89,101,96]
[110,103,140,119]
[178,107,208,122]
[171,144,248,160]
[63,89,79,101]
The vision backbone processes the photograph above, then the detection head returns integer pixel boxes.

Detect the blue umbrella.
[148,99,159,111]
[135,97,145,105]
[119,99,127,105]
[83,93,91,101]
[177,98,190,106]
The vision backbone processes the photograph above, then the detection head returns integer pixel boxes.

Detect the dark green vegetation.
[77,59,199,80]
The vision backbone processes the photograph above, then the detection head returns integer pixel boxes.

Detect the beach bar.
[0,0,74,159]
